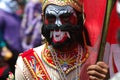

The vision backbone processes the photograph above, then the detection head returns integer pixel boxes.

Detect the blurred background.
[0,0,44,79]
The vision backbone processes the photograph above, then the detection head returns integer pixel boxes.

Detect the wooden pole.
[97,0,116,61]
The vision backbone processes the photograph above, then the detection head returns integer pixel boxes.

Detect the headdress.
[40,0,83,12]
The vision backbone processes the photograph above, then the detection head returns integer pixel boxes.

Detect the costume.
[15,0,107,80]
[0,0,23,74]
[21,0,42,50]
[109,72,120,80]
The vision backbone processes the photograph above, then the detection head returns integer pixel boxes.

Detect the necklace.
[41,31,89,80]
[48,44,88,80]
[48,45,67,80]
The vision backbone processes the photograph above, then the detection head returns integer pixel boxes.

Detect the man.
[20,0,43,51]
[0,0,23,75]
[15,0,108,80]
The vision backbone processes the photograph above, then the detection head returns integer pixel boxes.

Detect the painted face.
[44,5,78,43]
[45,5,77,26]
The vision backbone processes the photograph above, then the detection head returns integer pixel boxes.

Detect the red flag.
[104,0,120,77]
[84,0,107,46]
[107,1,120,44]
[80,0,107,79]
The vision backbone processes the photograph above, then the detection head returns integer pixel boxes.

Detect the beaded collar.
[41,43,89,74]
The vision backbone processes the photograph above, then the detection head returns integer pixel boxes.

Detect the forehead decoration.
[40,0,83,13]
[45,5,74,15]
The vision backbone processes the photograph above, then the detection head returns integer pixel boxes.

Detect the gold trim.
[41,43,89,74]
[33,51,51,80]
[41,0,83,12]
[23,58,38,80]
[41,43,56,69]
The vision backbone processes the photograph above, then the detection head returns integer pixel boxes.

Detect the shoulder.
[15,44,46,71]
[19,44,46,58]
[33,44,46,54]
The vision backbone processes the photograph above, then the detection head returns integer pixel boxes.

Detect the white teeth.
[51,29,70,42]
[50,31,53,38]
[53,30,61,35]
[66,32,70,38]
[52,30,64,41]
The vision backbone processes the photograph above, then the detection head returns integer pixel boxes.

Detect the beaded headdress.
[40,0,83,12]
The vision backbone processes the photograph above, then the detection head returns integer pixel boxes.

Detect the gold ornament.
[40,0,83,12]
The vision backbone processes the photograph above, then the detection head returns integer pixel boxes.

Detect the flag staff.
[97,0,116,61]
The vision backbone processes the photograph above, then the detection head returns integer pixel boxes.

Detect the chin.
[51,38,72,49]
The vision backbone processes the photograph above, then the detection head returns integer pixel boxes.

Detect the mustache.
[42,23,91,47]
[44,23,83,32]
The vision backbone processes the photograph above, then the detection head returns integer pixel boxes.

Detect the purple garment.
[0,9,23,53]
[21,1,42,50]
[24,1,42,29]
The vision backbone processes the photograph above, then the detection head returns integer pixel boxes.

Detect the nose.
[55,18,62,27]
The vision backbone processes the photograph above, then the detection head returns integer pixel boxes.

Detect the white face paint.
[45,5,76,26]
[45,5,77,43]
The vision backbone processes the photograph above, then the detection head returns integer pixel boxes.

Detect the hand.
[1,47,13,60]
[87,61,109,80]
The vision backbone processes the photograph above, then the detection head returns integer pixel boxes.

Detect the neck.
[53,42,78,54]
[45,42,89,75]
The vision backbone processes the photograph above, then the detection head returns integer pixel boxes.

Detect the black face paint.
[42,23,84,48]
[42,7,91,48]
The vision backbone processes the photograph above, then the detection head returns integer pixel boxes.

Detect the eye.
[45,14,56,23]
[60,13,72,23]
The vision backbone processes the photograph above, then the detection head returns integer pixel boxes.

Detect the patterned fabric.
[41,44,89,74]
[20,48,51,80]
[15,44,98,80]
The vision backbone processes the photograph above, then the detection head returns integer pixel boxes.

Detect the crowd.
[0,0,43,79]
[0,0,120,80]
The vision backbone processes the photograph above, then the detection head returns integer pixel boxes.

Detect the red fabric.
[0,65,8,76]
[20,48,34,58]
[112,54,118,73]
[84,0,107,46]
[20,49,51,80]
[106,1,120,44]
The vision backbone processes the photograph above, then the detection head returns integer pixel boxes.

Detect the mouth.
[50,29,70,43]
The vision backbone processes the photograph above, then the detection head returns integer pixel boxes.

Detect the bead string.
[46,31,89,80]
[48,44,83,80]
[75,44,83,80]
[48,45,67,80]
